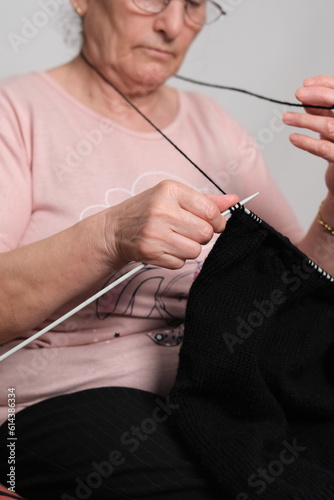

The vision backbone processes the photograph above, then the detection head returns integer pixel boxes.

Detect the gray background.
[1,0,334,230]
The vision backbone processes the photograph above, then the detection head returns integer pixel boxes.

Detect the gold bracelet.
[317,202,334,235]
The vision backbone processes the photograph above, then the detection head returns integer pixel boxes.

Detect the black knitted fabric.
[169,208,334,500]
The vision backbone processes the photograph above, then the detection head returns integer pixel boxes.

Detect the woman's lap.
[0,387,219,500]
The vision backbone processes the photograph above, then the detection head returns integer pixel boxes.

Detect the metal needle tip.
[221,192,259,217]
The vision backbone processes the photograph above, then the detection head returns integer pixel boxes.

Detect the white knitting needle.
[221,191,259,217]
[0,263,146,362]
[0,192,259,362]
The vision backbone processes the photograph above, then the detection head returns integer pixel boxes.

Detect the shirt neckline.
[34,71,185,140]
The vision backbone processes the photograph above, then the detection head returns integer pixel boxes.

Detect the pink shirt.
[0,72,303,424]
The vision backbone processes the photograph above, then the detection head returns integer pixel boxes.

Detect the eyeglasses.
[131,0,226,26]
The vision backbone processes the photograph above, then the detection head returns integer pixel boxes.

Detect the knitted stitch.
[169,208,334,500]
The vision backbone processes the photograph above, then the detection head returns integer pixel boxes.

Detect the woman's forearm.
[0,182,239,345]
[0,211,111,344]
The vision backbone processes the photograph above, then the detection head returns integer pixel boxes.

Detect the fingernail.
[282,112,294,124]
[224,194,239,203]
[289,133,299,144]
[304,77,315,86]
[296,88,309,99]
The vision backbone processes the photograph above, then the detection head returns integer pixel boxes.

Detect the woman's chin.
[124,61,177,96]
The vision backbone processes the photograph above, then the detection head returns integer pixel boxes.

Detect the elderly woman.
[0,0,334,498]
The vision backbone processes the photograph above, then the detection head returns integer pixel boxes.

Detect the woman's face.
[76,0,202,94]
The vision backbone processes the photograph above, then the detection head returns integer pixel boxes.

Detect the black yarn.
[175,74,334,110]
[80,51,334,202]
[80,52,226,195]
[169,207,334,500]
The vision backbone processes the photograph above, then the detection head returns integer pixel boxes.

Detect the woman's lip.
[141,46,173,57]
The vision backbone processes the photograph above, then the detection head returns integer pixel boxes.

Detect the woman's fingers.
[293,77,334,117]
[104,181,239,269]
[282,75,334,161]
[287,133,334,162]
[304,75,334,91]
[169,183,238,234]
[295,86,334,110]
[295,75,334,111]
[283,111,334,161]
[283,112,334,140]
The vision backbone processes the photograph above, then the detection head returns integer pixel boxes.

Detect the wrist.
[89,207,129,273]
[317,194,334,235]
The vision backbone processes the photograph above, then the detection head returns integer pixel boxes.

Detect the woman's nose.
[153,0,186,39]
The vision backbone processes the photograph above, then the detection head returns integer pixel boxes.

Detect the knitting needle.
[0,263,146,362]
[221,191,259,217]
[0,192,259,362]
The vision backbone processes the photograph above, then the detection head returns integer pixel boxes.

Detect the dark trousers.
[0,387,220,499]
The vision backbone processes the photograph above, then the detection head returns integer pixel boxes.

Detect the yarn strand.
[80,52,226,195]
[175,74,334,110]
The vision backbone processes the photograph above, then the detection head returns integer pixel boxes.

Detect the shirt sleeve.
[0,84,32,252]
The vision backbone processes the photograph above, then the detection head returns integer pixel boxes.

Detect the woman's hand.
[282,75,334,198]
[282,76,334,274]
[0,180,237,341]
[102,180,239,270]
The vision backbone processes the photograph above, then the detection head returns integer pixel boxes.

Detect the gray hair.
[55,1,83,49]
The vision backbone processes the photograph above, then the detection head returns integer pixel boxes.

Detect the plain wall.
[1,0,334,230]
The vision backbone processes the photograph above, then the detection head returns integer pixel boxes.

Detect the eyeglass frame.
[131,0,226,26]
